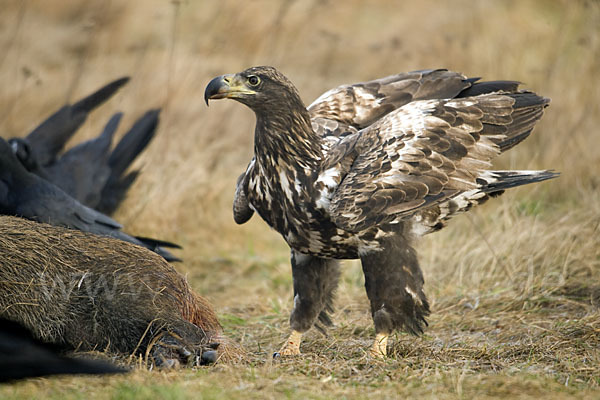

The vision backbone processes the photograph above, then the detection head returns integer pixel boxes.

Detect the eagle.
[204,67,557,358]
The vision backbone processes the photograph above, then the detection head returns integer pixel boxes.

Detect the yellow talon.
[277,330,303,356]
[370,333,388,358]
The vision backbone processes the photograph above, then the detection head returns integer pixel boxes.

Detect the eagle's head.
[205,66,321,161]
[204,66,305,114]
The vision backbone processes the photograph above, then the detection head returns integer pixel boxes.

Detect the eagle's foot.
[273,330,303,358]
[369,333,388,358]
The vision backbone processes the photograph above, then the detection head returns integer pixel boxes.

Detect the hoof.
[155,357,181,369]
[200,350,218,365]
[152,334,219,367]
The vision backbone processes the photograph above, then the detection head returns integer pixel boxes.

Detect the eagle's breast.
[246,156,386,258]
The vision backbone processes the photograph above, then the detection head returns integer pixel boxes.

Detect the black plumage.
[97,109,160,215]
[23,109,160,214]
[0,137,180,262]
[205,66,557,357]
[0,318,125,382]
[9,78,160,215]
[10,77,129,169]
[42,112,123,208]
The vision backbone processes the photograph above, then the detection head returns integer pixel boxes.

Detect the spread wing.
[97,109,160,215]
[327,92,549,233]
[308,69,472,130]
[45,112,121,206]
[24,77,129,166]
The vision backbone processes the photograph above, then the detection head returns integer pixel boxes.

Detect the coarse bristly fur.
[204,66,557,354]
[0,215,243,368]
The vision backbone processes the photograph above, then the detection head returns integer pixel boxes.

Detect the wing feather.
[233,170,254,224]
[328,92,549,232]
[308,69,472,131]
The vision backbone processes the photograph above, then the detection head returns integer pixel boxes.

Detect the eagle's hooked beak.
[204,74,255,106]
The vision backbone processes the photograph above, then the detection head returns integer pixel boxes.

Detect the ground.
[0,0,599,399]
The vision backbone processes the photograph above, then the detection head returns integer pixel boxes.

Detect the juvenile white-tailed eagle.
[205,67,556,357]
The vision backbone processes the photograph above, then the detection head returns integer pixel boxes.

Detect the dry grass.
[0,0,599,398]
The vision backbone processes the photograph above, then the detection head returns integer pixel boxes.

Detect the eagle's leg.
[277,250,340,356]
[360,234,430,358]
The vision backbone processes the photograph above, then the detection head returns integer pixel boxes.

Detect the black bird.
[97,109,161,215]
[10,76,130,170]
[9,77,160,215]
[0,137,180,262]
[205,67,557,357]
[21,109,161,214]
[0,318,126,382]
[42,112,123,208]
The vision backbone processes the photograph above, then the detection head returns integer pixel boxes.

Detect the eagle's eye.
[247,75,260,86]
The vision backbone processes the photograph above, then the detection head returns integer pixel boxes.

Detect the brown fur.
[0,215,232,367]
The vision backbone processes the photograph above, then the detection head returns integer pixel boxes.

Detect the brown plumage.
[205,66,557,357]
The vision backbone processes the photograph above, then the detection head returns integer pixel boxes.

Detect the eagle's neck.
[247,100,323,229]
[253,103,323,172]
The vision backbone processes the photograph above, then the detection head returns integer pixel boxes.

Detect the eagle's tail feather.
[478,169,559,194]
[413,170,558,236]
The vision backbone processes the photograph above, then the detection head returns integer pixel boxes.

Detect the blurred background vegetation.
[0,0,598,398]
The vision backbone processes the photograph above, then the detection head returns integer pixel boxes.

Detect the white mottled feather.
[315,167,341,210]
